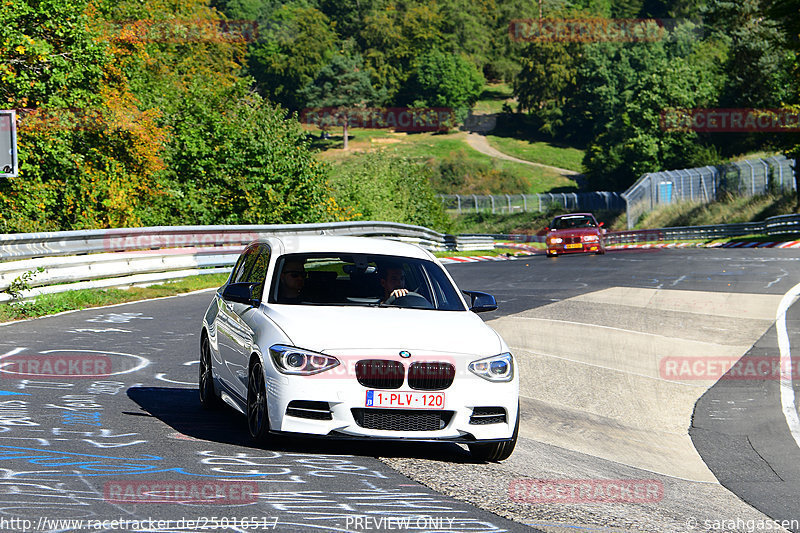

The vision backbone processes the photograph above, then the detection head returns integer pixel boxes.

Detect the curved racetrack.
[0,247,798,533]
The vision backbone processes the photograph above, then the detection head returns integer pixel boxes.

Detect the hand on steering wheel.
[383,288,409,305]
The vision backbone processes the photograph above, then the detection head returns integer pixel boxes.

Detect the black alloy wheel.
[247,359,270,442]
[199,335,221,409]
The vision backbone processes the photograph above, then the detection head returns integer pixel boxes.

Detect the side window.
[242,245,270,300]
[423,263,467,311]
[230,247,256,285]
[404,263,432,302]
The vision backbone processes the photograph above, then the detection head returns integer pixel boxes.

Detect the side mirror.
[544,227,549,232]
[463,290,498,313]
[222,282,260,307]
[598,222,605,227]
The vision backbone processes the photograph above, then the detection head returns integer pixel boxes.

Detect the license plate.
[365,390,444,409]
[565,243,583,249]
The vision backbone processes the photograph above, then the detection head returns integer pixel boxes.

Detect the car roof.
[554,213,594,219]
[269,235,435,260]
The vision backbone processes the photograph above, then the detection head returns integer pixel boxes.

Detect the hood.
[262,305,503,357]
[549,227,601,236]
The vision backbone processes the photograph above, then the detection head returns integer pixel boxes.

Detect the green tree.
[578,25,724,189]
[149,86,347,225]
[106,0,348,225]
[300,50,384,150]
[248,4,339,111]
[0,0,167,232]
[706,0,794,108]
[766,0,800,207]
[398,49,485,121]
[359,0,447,101]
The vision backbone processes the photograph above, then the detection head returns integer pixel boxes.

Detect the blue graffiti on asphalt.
[0,446,293,478]
[0,392,30,396]
[61,411,101,426]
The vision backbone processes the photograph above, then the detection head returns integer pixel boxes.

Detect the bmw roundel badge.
[399,351,411,358]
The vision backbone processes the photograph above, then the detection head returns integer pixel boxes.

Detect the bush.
[328,152,450,232]
[431,151,529,194]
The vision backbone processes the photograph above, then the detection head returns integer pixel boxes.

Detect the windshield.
[267,253,467,311]
[552,215,597,229]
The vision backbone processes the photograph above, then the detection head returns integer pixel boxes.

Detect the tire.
[199,334,221,409]
[468,407,519,462]
[247,359,271,443]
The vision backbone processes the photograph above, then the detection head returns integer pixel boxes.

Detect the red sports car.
[545,213,605,257]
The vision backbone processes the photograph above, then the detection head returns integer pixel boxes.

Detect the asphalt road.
[0,247,798,532]
[443,248,800,532]
[0,292,532,533]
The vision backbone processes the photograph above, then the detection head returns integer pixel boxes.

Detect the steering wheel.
[383,290,426,306]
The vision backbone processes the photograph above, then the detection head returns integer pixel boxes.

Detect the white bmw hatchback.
[200,235,519,461]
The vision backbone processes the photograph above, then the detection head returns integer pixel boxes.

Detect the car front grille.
[564,236,581,244]
[352,408,453,431]
[469,407,507,425]
[408,362,455,390]
[286,400,332,420]
[355,360,405,389]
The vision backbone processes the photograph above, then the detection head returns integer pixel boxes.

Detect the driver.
[278,259,306,303]
[379,265,408,303]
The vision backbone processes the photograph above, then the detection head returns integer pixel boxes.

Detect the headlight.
[269,345,340,375]
[469,353,513,382]
[582,235,599,242]
[548,237,563,244]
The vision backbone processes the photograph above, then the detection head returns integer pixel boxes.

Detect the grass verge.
[0,273,228,323]
[472,83,515,114]
[635,191,796,229]
[433,248,523,258]
[485,135,585,172]
[312,127,579,195]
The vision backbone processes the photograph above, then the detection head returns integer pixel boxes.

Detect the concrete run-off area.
[382,283,790,532]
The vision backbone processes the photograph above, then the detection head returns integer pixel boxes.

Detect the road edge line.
[776,282,800,449]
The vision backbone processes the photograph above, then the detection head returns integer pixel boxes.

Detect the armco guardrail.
[0,222,453,303]
[3,216,799,304]
[607,214,800,244]
[487,214,800,250]
[0,221,449,261]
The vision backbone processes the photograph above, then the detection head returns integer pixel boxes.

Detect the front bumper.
[547,242,603,255]
[264,361,519,442]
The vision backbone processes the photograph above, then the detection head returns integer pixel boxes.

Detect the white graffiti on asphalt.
[86,313,153,324]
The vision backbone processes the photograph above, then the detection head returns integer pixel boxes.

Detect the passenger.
[379,265,408,302]
[278,259,306,303]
